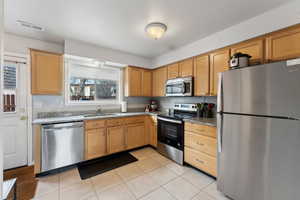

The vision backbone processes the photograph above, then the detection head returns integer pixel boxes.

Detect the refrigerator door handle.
[217,114,223,153]
[217,72,224,113]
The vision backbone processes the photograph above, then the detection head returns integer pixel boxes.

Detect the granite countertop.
[32,112,159,124]
[183,117,217,127]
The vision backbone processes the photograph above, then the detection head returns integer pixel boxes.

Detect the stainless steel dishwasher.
[41,121,84,172]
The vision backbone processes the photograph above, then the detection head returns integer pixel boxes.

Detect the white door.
[0,59,28,169]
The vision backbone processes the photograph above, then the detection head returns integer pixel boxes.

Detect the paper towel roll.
[121,101,127,112]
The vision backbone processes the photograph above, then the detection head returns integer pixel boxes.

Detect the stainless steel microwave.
[165,77,193,96]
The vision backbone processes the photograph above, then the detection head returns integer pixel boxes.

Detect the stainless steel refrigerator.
[217,59,300,200]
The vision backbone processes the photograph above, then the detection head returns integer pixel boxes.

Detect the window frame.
[1,61,18,114]
[64,58,123,106]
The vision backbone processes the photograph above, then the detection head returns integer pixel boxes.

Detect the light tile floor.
[32,147,229,200]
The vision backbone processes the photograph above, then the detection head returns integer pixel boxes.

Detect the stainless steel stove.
[157,103,198,165]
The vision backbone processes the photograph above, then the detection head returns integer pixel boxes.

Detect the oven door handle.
[157,117,182,124]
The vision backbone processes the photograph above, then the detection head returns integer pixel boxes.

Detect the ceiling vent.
[16,20,44,31]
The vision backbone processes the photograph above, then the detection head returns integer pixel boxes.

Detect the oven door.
[157,117,184,150]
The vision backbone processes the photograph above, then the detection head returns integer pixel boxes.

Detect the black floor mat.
[77,152,138,180]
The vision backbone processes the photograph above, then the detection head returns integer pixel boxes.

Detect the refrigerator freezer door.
[222,61,300,118]
[217,114,300,200]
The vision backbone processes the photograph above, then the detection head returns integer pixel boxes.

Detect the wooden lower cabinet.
[185,131,217,157]
[83,115,151,161]
[146,116,157,147]
[107,126,126,154]
[126,123,145,149]
[185,147,217,177]
[184,122,217,177]
[85,128,107,160]
[149,121,157,147]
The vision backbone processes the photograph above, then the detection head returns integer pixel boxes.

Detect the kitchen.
[1,0,300,200]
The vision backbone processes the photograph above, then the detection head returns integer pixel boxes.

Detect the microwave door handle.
[181,83,185,93]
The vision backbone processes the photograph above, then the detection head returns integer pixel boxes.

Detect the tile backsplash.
[33,95,217,118]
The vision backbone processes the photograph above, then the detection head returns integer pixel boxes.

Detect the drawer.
[184,147,217,177]
[125,116,145,124]
[107,118,124,127]
[85,119,106,130]
[185,132,217,157]
[185,122,216,138]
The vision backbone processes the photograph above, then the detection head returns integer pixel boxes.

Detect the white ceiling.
[5,0,292,58]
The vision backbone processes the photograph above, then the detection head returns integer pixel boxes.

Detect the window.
[2,62,17,112]
[65,59,122,105]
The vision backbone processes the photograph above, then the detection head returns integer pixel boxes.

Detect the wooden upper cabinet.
[124,66,142,97]
[107,126,126,154]
[167,63,179,79]
[126,123,145,149]
[179,58,194,77]
[230,38,264,65]
[141,70,152,96]
[266,25,300,62]
[194,55,210,96]
[124,66,152,97]
[209,49,230,96]
[152,67,167,96]
[85,128,107,160]
[30,49,63,95]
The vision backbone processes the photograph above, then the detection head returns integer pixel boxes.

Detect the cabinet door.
[150,121,157,147]
[125,67,142,96]
[158,67,167,96]
[231,38,264,65]
[179,58,194,77]
[210,49,230,96]
[167,63,179,79]
[31,49,62,95]
[194,55,210,96]
[152,69,158,96]
[142,70,152,96]
[266,25,300,62]
[107,126,126,154]
[126,123,145,149]
[85,128,107,160]
[153,67,167,96]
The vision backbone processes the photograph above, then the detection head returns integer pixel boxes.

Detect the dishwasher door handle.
[42,122,84,130]
[43,125,83,131]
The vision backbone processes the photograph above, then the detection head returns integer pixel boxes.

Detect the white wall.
[0,0,4,197]
[64,39,152,68]
[4,33,64,54]
[153,0,300,67]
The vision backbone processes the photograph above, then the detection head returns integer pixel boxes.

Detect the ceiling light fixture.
[145,22,167,40]
[16,20,44,31]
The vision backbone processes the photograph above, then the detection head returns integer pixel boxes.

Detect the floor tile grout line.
[160,185,181,200]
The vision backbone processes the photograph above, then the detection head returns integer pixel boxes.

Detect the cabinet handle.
[197,142,204,146]
[196,159,204,164]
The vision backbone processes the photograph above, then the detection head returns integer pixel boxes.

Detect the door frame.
[1,52,33,166]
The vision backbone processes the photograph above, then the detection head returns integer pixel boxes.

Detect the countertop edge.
[32,112,158,125]
[183,118,217,127]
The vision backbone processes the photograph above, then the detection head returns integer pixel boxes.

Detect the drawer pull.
[196,158,204,164]
[196,142,204,146]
